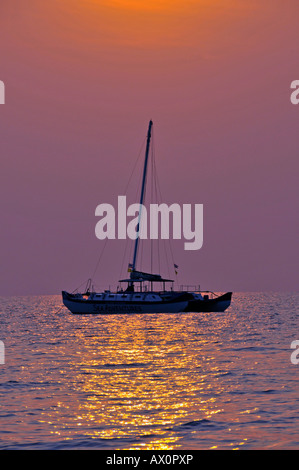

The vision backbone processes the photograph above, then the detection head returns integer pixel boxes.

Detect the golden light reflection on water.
[36,312,235,449]
[3,293,299,449]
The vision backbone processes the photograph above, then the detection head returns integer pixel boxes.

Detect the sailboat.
[62,121,232,314]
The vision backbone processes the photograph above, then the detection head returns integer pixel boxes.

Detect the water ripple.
[0,292,299,449]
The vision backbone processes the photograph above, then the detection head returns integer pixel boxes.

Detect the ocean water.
[0,292,298,450]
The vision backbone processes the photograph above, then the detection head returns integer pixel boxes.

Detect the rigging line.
[118,166,144,280]
[119,150,146,279]
[71,279,91,293]
[141,138,149,275]
[132,153,146,270]
[91,135,147,282]
[90,236,110,281]
[154,154,178,285]
[95,160,148,284]
[149,125,157,274]
[153,144,161,275]
[153,146,171,281]
[122,136,146,195]
[90,208,118,283]
[118,234,130,281]
[150,127,154,274]
[163,228,171,280]
[140,221,144,274]
[54,305,65,315]
[138,164,148,273]
[54,278,88,314]
[132,132,150,272]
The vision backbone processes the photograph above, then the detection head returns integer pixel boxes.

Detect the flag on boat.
[128,263,133,272]
[174,264,179,275]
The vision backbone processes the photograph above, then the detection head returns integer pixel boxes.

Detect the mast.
[131,120,153,272]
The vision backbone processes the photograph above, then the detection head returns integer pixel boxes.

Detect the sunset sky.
[0,0,298,295]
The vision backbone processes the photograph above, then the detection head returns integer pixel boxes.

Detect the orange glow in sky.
[0,0,298,294]
[33,0,263,58]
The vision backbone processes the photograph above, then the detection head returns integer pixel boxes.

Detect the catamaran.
[62,121,232,314]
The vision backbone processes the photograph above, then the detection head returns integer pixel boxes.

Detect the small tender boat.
[62,121,232,315]
[183,291,232,313]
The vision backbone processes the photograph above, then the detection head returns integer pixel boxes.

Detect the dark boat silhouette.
[62,121,232,314]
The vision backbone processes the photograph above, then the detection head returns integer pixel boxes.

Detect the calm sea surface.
[0,292,298,450]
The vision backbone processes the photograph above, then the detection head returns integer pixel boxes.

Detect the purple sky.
[0,1,298,295]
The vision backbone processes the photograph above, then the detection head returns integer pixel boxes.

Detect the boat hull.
[184,292,232,312]
[62,291,190,315]
[62,291,232,314]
